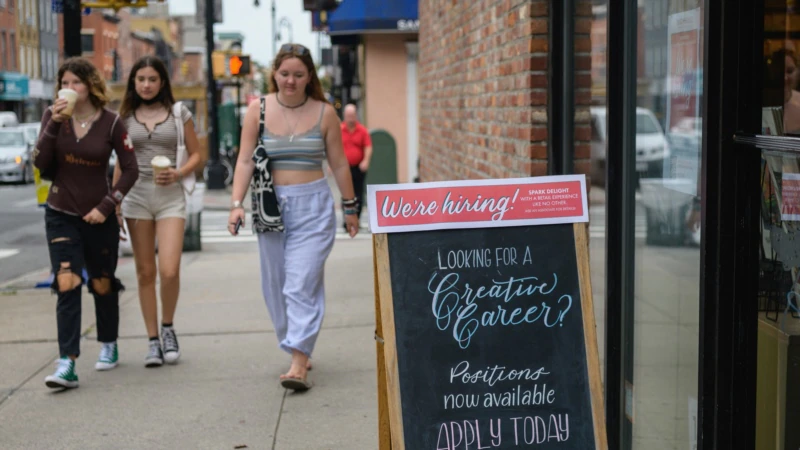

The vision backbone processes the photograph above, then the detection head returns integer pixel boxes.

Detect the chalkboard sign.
[369,176,606,450]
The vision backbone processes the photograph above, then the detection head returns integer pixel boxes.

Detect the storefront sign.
[0,72,29,101]
[397,19,419,31]
[369,176,606,449]
[782,173,800,221]
[368,175,588,234]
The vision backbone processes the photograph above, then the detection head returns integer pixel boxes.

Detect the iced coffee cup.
[151,156,172,183]
[57,89,78,118]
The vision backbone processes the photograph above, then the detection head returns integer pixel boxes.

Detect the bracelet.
[342,197,358,207]
[343,207,358,216]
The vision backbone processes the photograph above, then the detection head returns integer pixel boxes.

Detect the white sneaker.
[45,357,79,389]
[95,342,119,371]
[145,340,164,368]
[161,326,180,364]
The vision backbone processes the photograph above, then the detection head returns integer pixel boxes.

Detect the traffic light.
[212,51,226,79]
[229,55,251,77]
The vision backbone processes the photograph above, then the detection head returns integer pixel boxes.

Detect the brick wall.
[418,0,594,182]
[574,0,593,179]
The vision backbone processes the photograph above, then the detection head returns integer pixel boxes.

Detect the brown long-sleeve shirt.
[34,108,139,218]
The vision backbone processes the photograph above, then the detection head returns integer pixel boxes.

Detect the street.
[0,184,49,286]
[0,182,371,288]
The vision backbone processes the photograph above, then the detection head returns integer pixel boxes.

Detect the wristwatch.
[231,200,243,210]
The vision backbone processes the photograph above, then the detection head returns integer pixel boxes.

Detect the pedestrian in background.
[115,55,202,367]
[34,57,139,389]
[228,43,359,391]
[340,103,372,228]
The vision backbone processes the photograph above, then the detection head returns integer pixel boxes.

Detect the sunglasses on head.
[280,44,310,56]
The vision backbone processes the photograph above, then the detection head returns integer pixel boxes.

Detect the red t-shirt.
[341,122,371,166]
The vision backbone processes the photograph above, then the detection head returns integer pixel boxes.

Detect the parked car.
[0,128,34,184]
[590,106,671,187]
[19,122,41,146]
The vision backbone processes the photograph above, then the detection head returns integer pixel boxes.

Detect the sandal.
[280,377,313,391]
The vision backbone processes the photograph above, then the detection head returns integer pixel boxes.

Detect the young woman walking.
[35,57,139,389]
[228,43,359,391]
[115,56,201,367]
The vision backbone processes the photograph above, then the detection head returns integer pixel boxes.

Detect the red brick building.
[0,1,18,72]
[58,11,120,81]
[418,0,593,181]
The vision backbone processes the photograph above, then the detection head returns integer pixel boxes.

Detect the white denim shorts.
[121,179,186,221]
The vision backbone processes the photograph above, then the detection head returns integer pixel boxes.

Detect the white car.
[590,107,671,186]
[0,128,34,184]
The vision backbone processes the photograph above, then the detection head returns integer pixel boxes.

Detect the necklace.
[73,109,97,128]
[276,94,308,109]
[280,107,304,142]
[278,99,306,142]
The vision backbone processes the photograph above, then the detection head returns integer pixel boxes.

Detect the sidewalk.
[0,237,379,449]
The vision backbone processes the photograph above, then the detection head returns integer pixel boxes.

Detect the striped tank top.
[261,103,326,171]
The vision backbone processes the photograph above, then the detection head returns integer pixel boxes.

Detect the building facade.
[325,0,420,183]
[414,0,800,449]
[0,0,26,118]
[36,0,58,118]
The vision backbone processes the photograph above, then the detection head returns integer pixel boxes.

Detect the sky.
[169,0,328,67]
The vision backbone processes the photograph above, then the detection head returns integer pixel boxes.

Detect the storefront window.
[589,0,608,384]
[756,3,800,449]
[634,1,703,448]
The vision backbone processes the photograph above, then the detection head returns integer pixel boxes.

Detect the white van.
[0,112,19,128]
[590,107,670,186]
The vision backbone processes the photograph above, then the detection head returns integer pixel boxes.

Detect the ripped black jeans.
[45,206,123,358]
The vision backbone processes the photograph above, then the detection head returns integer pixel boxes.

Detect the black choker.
[141,96,162,105]
[276,95,308,109]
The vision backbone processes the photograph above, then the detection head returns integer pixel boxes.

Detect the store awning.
[0,72,29,101]
[327,0,418,36]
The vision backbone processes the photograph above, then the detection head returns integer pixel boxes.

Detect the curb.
[0,267,53,291]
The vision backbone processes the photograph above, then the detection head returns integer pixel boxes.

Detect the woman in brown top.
[115,55,201,367]
[34,57,139,389]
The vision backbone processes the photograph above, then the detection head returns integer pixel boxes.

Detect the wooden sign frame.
[372,223,608,450]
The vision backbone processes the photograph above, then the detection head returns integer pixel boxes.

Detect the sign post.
[369,175,607,449]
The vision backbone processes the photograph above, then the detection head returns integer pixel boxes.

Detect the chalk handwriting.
[429,272,573,348]
[449,361,549,387]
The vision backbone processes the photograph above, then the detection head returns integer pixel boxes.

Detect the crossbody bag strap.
[174,101,185,147]
[259,97,265,139]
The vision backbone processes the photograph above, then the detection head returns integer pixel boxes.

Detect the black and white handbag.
[250,97,284,233]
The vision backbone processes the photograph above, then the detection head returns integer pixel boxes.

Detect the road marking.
[0,249,20,260]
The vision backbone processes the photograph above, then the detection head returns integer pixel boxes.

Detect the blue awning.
[0,72,29,101]
[328,0,418,35]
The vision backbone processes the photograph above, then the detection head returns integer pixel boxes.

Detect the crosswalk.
[200,210,373,245]
[0,249,20,260]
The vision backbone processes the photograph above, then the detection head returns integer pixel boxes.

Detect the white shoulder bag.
[173,101,196,195]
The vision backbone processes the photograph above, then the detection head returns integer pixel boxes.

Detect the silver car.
[0,128,34,184]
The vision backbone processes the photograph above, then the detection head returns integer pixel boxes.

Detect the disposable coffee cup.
[57,89,78,118]
[151,156,172,182]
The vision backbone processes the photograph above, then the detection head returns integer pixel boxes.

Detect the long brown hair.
[119,55,176,118]
[55,57,109,109]
[270,44,329,103]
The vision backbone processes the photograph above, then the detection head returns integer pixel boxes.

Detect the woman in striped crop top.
[228,44,359,391]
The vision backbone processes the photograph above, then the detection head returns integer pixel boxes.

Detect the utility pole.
[271,0,277,60]
[204,0,225,190]
[63,0,82,57]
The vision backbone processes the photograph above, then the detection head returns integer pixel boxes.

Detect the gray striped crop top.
[260,104,326,171]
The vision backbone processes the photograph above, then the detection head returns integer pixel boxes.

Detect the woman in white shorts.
[113,56,201,367]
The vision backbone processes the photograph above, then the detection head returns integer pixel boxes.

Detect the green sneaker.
[45,357,79,389]
[95,342,118,371]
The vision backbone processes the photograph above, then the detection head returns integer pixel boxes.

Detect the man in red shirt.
[340,104,372,228]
